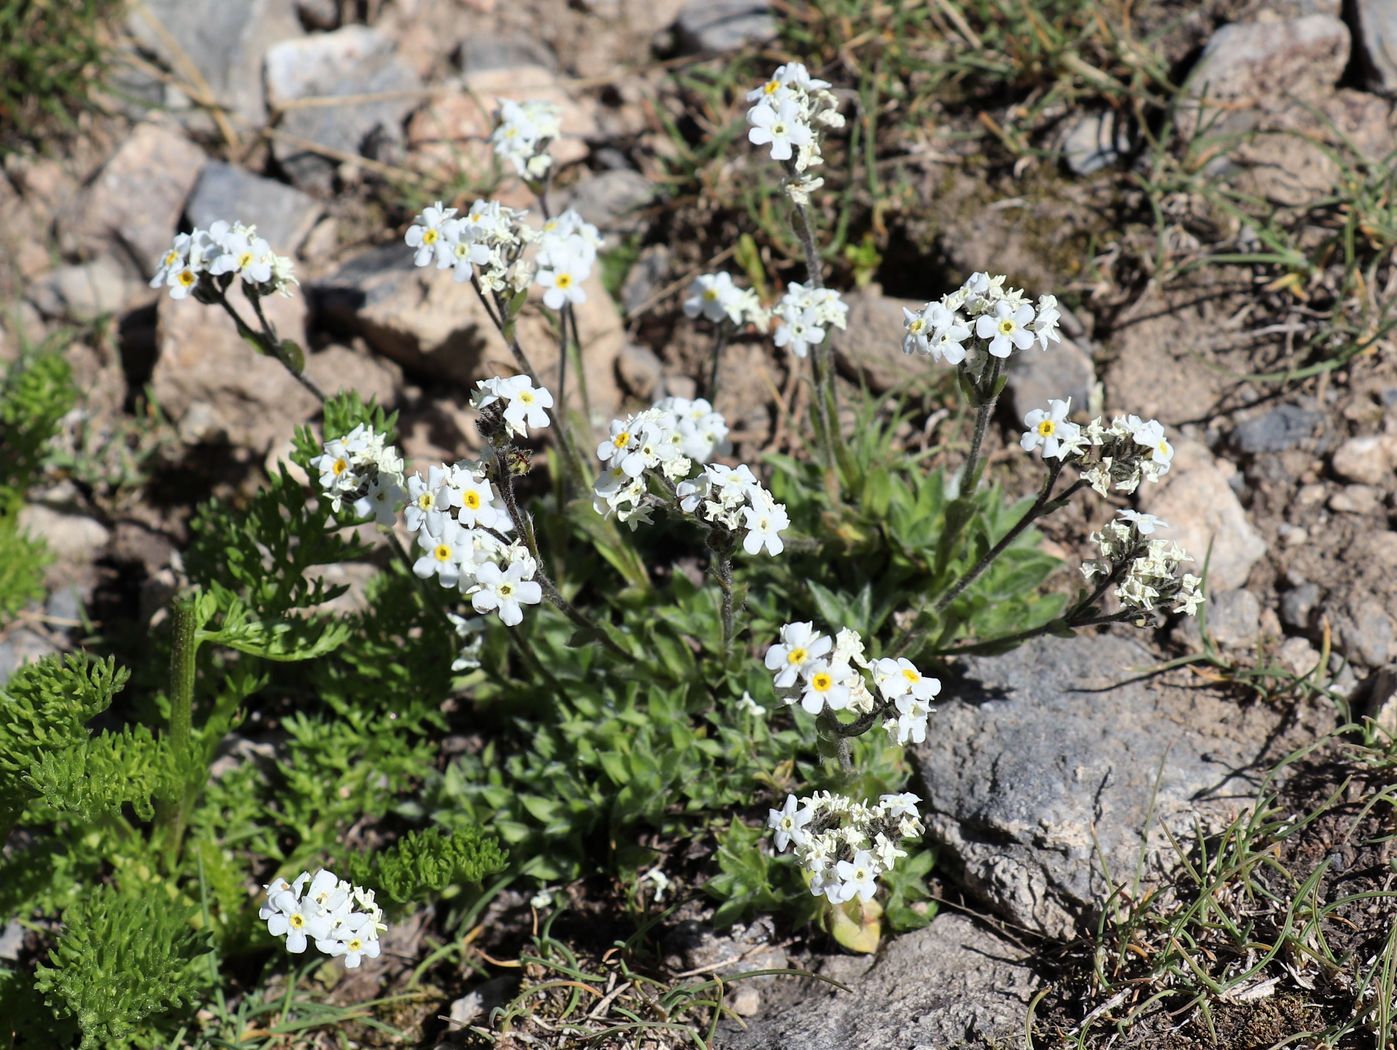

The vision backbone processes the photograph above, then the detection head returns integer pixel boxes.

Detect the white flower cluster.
[901,272,1060,364]
[767,790,923,904]
[473,374,554,439]
[772,282,848,359]
[404,200,600,304]
[310,424,406,526]
[404,457,542,627]
[682,272,767,330]
[1082,510,1204,618]
[150,220,298,300]
[764,622,940,745]
[258,868,386,969]
[1018,402,1176,495]
[591,398,786,554]
[491,98,562,179]
[745,63,845,202]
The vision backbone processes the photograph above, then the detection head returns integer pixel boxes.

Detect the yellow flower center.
[787,646,808,665]
[499,583,514,598]
[519,390,535,404]
[164,250,180,267]
[464,490,481,510]
[417,492,434,509]
[811,671,832,692]
[1158,440,1171,457]
[908,318,925,333]
[772,121,787,135]
[434,544,452,562]
[177,269,196,287]
[704,288,719,301]
[332,458,348,476]
[348,938,363,952]
[613,431,631,449]
[422,228,438,245]
[998,318,1015,335]
[237,250,254,270]
[289,913,305,929]
[555,273,573,289]
[1037,420,1056,437]
[763,79,781,94]
[902,668,920,684]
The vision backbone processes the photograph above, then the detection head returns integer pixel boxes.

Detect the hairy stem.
[217,292,327,403]
[958,355,1004,497]
[716,551,735,652]
[706,323,732,403]
[161,592,200,865]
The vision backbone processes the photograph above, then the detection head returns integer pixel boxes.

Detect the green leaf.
[198,615,352,662]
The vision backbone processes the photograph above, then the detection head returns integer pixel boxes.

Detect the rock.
[1136,439,1267,591]
[563,170,657,235]
[1233,403,1324,454]
[0,922,23,961]
[264,27,422,192]
[28,259,143,323]
[716,913,1036,1049]
[1177,15,1351,141]
[914,633,1305,938]
[71,123,205,279]
[1280,580,1320,630]
[620,244,671,316]
[447,976,517,1030]
[1004,336,1096,424]
[1059,111,1132,175]
[126,0,303,129]
[309,246,623,422]
[1331,434,1396,485]
[16,503,111,576]
[454,31,556,74]
[1329,484,1383,515]
[1203,588,1262,648]
[0,630,59,685]
[186,162,322,254]
[151,285,318,452]
[673,0,775,55]
[405,66,595,187]
[1278,636,1324,677]
[305,344,404,408]
[616,342,664,399]
[1339,597,1395,667]
[827,287,930,392]
[1353,0,1397,96]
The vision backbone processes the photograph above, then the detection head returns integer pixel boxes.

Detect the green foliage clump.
[0,0,127,154]
[347,826,508,907]
[34,884,211,1050]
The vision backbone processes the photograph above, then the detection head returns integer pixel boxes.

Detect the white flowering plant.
[0,53,1213,1046]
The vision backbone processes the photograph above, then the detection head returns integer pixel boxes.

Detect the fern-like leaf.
[27,724,177,823]
[348,825,507,907]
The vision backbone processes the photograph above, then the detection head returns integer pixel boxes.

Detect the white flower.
[448,465,502,530]
[1032,294,1062,350]
[535,245,590,310]
[1020,398,1081,460]
[208,222,274,285]
[765,622,833,690]
[871,657,940,703]
[746,98,812,162]
[404,465,451,534]
[797,660,851,715]
[768,794,813,852]
[414,518,470,588]
[469,559,543,627]
[683,272,743,325]
[742,495,789,556]
[1117,509,1167,535]
[835,850,879,903]
[737,691,765,717]
[474,375,554,438]
[492,98,562,178]
[260,869,384,967]
[405,201,457,268]
[975,300,1037,358]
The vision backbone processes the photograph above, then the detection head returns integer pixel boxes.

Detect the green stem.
[715,552,735,653]
[706,323,731,404]
[958,355,1004,497]
[216,292,326,403]
[162,592,200,864]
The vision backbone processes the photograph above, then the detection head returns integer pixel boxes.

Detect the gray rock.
[1339,598,1395,667]
[0,630,59,685]
[1177,15,1351,140]
[828,287,929,393]
[1280,581,1320,630]
[1203,588,1262,648]
[1329,484,1383,515]
[455,31,556,74]
[716,913,1035,1049]
[1137,439,1267,591]
[28,259,142,323]
[70,122,206,279]
[296,0,341,30]
[264,27,422,192]
[914,633,1297,938]
[127,0,303,129]
[616,342,665,399]
[1278,635,1324,677]
[1004,336,1096,424]
[447,976,517,1030]
[1354,0,1397,96]
[0,922,23,961]
[187,162,322,254]
[1233,404,1323,454]
[620,244,671,316]
[674,0,775,55]
[1331,433,1396,485]
[564,170,657,235]
[1059,111,1132,175]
